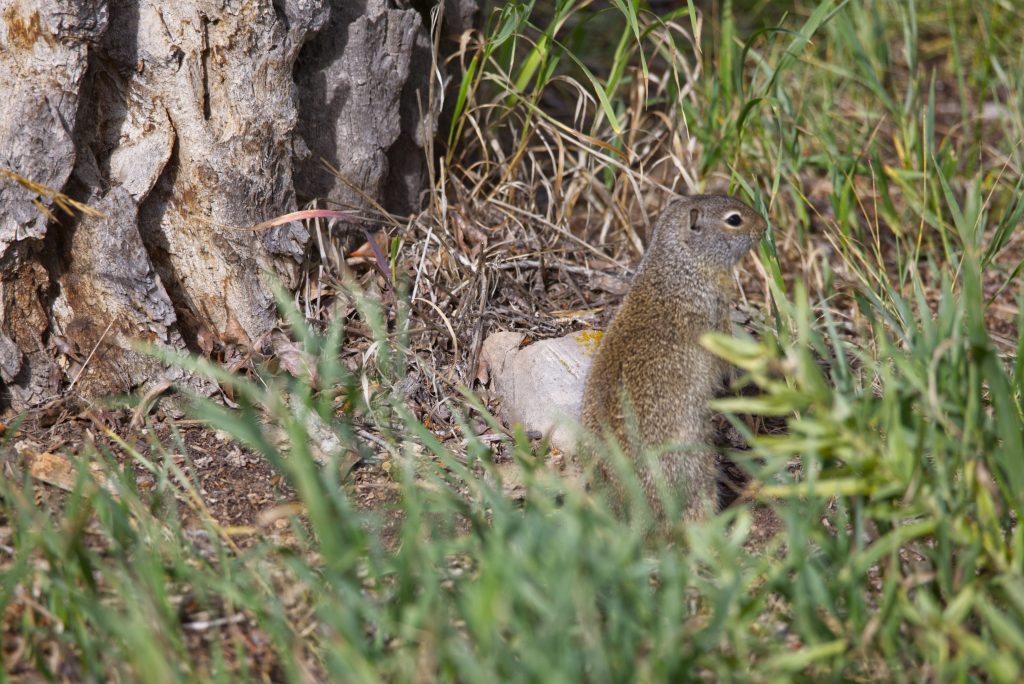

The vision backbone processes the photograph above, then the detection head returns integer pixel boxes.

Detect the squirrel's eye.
[725,213,743,227]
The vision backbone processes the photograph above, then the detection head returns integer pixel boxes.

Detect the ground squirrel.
[580,194,767,528]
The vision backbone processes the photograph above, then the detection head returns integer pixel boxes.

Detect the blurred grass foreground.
[4,0,1024,681]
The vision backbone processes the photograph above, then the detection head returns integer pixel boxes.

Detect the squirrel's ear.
[688,208,700,230]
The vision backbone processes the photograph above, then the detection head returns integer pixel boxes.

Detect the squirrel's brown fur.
[580,195,767,529]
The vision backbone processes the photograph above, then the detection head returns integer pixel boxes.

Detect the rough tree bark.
[0,0,475,412]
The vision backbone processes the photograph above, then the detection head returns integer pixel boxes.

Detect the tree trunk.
[0,0,474,412]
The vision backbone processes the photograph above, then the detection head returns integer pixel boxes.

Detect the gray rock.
[479,330,604,453]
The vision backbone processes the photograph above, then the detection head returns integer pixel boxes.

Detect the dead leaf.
[271,330,319,384]
[196,324,215,358]
[452,210,488,259]
[348,231,389,259]
[589,272,630,296]
[25,450,117,495]
[256,501,306,527]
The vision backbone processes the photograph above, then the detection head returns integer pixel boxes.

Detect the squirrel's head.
[651,195,767,271]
